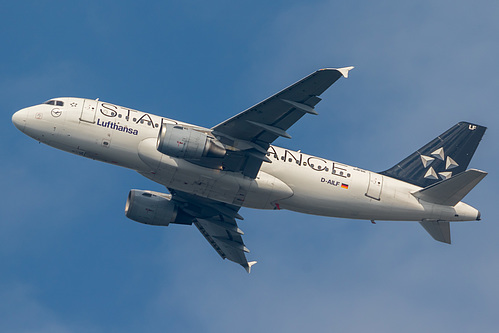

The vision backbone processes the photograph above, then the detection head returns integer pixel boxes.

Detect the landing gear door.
[80,99,98,123]
[366,172,383,200]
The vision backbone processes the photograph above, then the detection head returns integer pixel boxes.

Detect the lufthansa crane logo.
[420,147,459,180]
[51,108,62,118]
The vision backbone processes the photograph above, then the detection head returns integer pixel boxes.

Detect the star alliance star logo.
[420,147,458,180]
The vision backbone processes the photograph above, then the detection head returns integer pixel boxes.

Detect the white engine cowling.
[125,190,181,226]
[156,123,226,159]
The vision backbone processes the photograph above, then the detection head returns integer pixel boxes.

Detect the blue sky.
[2,1,499,332]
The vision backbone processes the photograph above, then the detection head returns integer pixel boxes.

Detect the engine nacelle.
[125,190,191,226]
[156,123,226,159]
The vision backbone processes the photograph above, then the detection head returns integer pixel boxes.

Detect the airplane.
[12,67,487,273]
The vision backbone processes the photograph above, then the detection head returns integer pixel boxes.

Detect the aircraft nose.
[12,108,28,132]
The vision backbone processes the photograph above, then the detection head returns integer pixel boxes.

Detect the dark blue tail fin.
[381,122,486,188]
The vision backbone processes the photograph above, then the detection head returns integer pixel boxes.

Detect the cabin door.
[80,99,98,123]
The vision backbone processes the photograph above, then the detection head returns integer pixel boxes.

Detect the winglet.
[244,261,258,273]
[319,66,354,78]
[337,66,354,78]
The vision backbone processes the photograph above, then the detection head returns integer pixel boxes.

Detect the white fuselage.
[12,98,480,222]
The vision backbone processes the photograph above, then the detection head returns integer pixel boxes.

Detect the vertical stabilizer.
[381,122,486,188]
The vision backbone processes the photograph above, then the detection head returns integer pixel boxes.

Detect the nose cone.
[12,108,28,132]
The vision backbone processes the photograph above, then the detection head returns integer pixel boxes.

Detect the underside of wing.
[211,67,353,178]
[195,216,256,273]
[169,189,256,272]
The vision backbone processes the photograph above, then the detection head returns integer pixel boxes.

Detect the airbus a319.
[12,67,487,272]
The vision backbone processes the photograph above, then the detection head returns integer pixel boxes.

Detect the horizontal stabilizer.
[412,169,487,206]
[419,220,451,244]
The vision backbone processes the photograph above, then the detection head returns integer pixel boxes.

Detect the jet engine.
[156,123,226,159]
[125,190,192,226]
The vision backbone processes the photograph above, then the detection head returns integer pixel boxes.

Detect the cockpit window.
[44,100,64,106]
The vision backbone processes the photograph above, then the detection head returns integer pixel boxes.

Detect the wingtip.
[337,66,354,78]
[319,66,354,78]
[244,261,257,273]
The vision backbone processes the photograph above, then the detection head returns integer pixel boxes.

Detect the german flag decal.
[341,183,349,189]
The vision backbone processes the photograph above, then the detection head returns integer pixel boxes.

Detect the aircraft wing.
[163,68,353,270]
[195,217,256,273]
[211,67,353,178]
[169,189,256,272]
